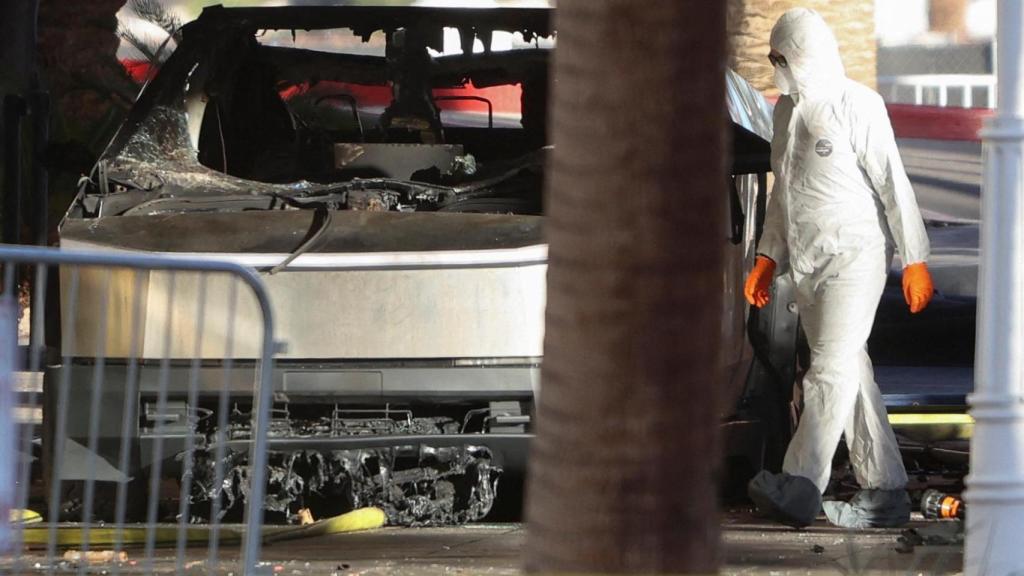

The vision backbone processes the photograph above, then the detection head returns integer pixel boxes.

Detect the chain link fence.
[876,0,996,107]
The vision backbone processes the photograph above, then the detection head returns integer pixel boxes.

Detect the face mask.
[774,65,796,95]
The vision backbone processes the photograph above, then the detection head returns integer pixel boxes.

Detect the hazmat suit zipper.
[780,98,802,253]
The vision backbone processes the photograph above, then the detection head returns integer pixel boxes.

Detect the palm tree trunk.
[0,1,38,95]
[35,0,132,244]
[37,0,134,138]
[524,1,727,573]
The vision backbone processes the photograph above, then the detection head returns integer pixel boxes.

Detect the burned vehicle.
[49,2,785,523]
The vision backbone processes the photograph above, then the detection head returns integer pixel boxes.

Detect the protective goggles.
[768,53,788,68]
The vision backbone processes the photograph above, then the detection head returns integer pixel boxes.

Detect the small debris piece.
[896,529,925,554]
[915,523,965,545]
[298,508,315,526]
[811,544,825,554]
[897,523,964,554]
[62,550,128,563]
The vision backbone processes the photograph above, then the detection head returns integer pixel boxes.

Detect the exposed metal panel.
[284,371,383,394]
[63,246,546,360]
[139,269,262,359]
[54,363,537,399]
[380,366,538,396]
[334,143,464,179]
[260,264,547,359]
[60,211,545,255]
[60,264,151,360]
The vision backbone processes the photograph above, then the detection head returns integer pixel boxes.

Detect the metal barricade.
[0,245,277,575]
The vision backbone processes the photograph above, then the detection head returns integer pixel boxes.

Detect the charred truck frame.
[48,2,794,524]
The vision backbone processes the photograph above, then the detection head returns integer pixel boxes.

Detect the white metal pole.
[966,1,1024,574]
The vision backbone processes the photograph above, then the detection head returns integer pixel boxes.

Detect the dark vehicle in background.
[49,1,791,523]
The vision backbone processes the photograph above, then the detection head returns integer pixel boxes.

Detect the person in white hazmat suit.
[744,8,935,528]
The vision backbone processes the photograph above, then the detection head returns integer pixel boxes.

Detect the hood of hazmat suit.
[769,8,845,98]
[748,8,928,529]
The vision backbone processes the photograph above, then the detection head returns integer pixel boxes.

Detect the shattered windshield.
[90,14,552,218]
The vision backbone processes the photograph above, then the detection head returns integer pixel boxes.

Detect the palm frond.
[117,22,159,63]
[129,0,183,42]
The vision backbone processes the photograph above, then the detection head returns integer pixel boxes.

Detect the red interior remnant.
[765,94,989,142]
[122,58,152,83]
[278,80,521,115]
[121,59,521,116]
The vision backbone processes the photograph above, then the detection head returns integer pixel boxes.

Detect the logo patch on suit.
[814,138,833,157]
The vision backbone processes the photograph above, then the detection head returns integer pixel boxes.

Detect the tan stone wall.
[728,0,877,95]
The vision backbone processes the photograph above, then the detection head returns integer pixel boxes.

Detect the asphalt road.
[897,138,982,222]
[18,516,961,575]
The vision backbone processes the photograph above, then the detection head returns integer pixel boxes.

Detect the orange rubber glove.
[902,262,934,314]
[744,256,776,308]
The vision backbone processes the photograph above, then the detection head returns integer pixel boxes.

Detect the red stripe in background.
[279,80,522,114]
[121,59,521,114]
[765,94,988,142]
[125,60,987,140]
[886,104,991,142]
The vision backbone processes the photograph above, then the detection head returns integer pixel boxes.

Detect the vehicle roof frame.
[194,4,554,38]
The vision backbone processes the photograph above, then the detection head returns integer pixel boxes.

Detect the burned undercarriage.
[188,445,500,527]
[175,403,509,525]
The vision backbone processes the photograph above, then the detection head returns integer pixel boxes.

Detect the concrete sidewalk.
[257,514,963,575]
[721,512,962,575]
[898,137,981,222]
[16,513,963,574]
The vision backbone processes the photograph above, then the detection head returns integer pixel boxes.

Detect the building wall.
[930,0,969,40]
[728,0,877,95]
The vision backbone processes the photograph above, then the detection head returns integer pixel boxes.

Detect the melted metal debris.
[99,105,541,215]
[110,105,323,198]
[224,408,462,440]
[187,445,500,526]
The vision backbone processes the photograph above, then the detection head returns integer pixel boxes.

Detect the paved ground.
[720,513,962,575]
[270,516,962,575]
[16,513,963,575]
[898,138,981,222]
[261,515,962,575]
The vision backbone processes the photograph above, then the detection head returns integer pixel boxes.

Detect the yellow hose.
[889,413,974,441]
[263,507,387,543]
[888,413,974,426]
[18,507,386,549]
[11,509,42,524]
[20,525,228,548]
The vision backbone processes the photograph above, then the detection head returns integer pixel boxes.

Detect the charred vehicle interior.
[51,3,787,525]
[68,6,551,221]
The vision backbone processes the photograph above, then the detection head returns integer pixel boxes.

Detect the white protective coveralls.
[756,9,930,509]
